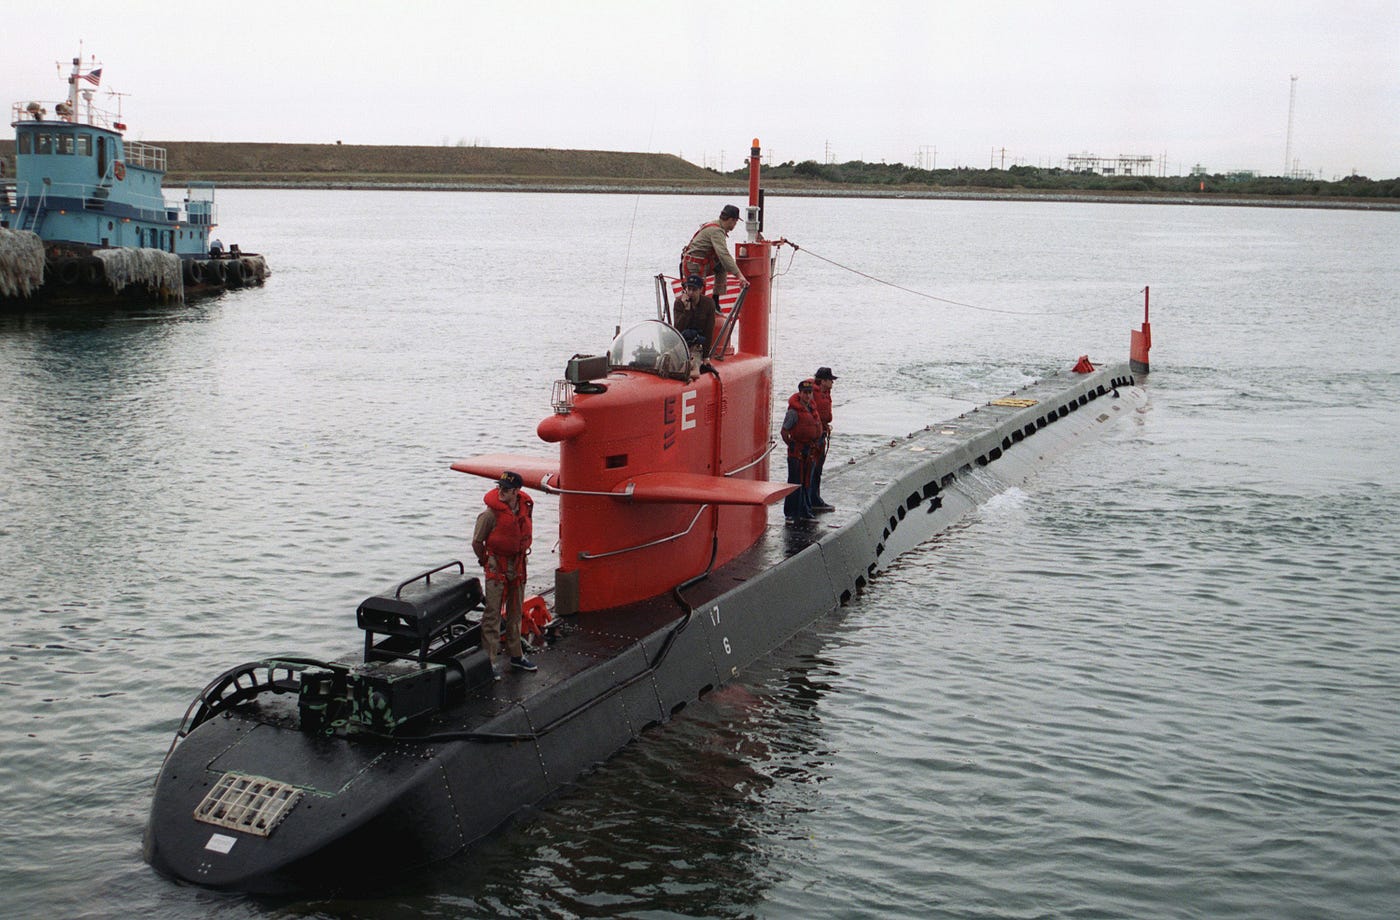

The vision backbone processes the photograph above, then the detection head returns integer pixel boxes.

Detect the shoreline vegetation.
[3,141,1396,210]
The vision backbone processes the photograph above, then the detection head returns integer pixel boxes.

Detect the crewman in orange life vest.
[471,471,537,673]
[781,379,823,524]
[809,366,838,512]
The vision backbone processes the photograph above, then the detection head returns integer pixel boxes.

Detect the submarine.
[144,140,1151,893]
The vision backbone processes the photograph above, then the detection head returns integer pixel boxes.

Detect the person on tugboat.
[471,471,538,673]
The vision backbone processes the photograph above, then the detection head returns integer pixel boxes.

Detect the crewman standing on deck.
[679,204,749,301]
[809,366,838,512]
[781,379,823,524]
[472,471,537,673]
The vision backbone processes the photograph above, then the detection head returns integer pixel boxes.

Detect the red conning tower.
[453,140,792,614]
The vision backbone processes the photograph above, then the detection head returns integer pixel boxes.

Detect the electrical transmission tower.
[1284,75,1298,177]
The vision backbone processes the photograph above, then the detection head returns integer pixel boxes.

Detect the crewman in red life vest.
[781,378,823,524]
[471,471,537,673]
[809,366,838,512]
[679,204,749,301]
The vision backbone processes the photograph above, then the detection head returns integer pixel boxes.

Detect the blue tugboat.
[0,51,267,307]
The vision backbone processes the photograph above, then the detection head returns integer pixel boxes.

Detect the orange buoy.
[521,594,552,643]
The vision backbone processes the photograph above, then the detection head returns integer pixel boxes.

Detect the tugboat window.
[37,134,53,155]
[59,134,75,155]
[608,320,692,380]
[18,133,32,155]
[77,134,91,156]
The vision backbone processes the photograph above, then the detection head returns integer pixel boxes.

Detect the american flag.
[82,68,102,86]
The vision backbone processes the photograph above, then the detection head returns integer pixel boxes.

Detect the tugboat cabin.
[5,58,215,257]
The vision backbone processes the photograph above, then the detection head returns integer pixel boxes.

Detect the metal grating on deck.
[194,773,303,837]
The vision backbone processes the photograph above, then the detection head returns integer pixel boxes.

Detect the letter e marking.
[681,390,697,431]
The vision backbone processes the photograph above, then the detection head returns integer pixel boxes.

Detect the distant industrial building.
[1065,153,1156,176]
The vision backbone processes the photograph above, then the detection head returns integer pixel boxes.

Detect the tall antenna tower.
[1284,74,1298,177]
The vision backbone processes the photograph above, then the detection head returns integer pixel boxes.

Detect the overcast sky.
[5,0,1398,179]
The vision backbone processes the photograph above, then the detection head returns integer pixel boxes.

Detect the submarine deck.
[399,361,1142,735]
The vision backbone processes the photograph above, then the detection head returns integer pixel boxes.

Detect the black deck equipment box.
[357,561,483,663]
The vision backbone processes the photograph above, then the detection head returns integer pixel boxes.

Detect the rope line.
[788,242,1131,317]
[617,194,643,327]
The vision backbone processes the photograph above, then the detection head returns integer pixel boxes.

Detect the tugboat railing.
[15,184,48,232]
[125,141,167,173]
[9,178,193,224]
[11,100,121,131]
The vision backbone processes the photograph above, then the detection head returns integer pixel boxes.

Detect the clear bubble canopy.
[607,320,691,379]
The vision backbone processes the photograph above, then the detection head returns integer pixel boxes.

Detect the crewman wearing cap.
[679,204,749,301]
[780,378,823,523]
[672,273,718,356]
[471,471,537,673]
[809,367,839,512]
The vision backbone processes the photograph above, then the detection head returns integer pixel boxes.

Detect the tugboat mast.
[59,48,102,127]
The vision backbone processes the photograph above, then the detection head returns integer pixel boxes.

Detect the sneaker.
[510,656,538,672]
[811,502,836,513]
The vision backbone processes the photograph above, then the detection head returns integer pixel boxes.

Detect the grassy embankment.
[2,140,1396,208]
[164,142,723,191]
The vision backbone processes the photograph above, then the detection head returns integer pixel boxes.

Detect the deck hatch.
[194,772,303,837]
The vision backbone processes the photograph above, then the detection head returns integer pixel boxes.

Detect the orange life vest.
[813,387,833,426]
[782,393,823,455]
[483,488,533,584]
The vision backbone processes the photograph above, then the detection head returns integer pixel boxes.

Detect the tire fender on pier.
[56,259,82,286]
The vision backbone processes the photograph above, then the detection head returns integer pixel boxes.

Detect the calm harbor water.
[1,190,1397,919]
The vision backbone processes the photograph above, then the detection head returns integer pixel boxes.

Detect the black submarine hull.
[145,362,1145,893]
